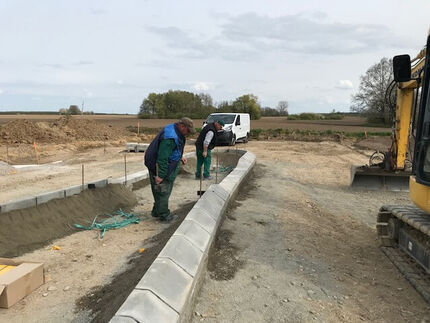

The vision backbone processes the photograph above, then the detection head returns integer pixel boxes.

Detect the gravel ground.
[192,141,430,323]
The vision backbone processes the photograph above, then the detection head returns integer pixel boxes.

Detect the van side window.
[235,115,241,126]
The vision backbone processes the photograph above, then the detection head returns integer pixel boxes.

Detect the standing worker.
[144,117,195,222]
[195,120,224,180]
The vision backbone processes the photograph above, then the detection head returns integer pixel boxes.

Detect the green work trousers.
[149,172,175,219]
[195,148,212,178]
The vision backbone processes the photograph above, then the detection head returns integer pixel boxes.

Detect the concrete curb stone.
[158,235,204,277]
[36,190,65,205]
[0,197,37,213]
[64,185,83,197]
[185,207,217,234]
[174,220,211,252]
[136,258,193,313]
[116,289,178,322]
[109,316,137,323]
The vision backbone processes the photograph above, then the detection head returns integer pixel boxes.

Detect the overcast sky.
[0,0,429,114]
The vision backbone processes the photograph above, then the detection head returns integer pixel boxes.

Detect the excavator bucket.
[350,165,410,191]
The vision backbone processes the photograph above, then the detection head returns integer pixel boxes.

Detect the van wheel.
[230,134,236,146]
[244,133,249,143]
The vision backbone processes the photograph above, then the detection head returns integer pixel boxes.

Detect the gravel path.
[192,142,430,322]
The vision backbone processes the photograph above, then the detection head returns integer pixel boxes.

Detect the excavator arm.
[350,47,426,191]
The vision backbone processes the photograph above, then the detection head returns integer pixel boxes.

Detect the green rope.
[74,209,140,238]
[218,165,233,173]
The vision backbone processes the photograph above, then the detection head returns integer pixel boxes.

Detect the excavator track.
[377,205,430,304]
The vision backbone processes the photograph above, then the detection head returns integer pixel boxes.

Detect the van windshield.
[207,114,236,124]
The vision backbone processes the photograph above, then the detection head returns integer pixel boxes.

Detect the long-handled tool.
[197,155,207,196]
[215,148,219,184]
[197,166,205,196]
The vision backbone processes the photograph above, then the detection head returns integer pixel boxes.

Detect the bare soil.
[0,114,390,132]
[0,185,138,258]
[0,151,235,323]
[192,141,430,323]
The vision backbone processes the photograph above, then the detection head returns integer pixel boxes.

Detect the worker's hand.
[181,156,187,165]
[155,176,163,185]
[203,151,207,158]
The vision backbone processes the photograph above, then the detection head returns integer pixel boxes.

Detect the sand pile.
[0,116,129,144]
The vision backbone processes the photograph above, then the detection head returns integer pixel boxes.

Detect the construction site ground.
[0,125,429,321]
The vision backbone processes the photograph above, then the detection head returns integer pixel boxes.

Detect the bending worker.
[195,120,224,180]
[144,117,195,222]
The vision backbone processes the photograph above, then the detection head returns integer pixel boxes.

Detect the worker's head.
[215,120,225,131]
[177,117,195,135]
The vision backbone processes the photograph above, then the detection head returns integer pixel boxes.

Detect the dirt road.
[192,141,430,322]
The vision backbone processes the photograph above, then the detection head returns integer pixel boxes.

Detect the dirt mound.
[0,116,129,144]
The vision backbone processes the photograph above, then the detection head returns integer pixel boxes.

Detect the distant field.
[0,114,391,133]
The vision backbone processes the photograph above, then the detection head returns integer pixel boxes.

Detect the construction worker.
[195,120,225,180]
[144,117,195,222]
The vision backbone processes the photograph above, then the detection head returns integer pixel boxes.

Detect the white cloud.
[336,80,353,89]
[116,80,124,85]
[0,89,3,95]
[192,82,211,91]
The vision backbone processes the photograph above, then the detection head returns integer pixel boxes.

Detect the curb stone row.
[110,149,256,323]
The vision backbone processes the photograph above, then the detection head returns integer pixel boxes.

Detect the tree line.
[139,91,289,120]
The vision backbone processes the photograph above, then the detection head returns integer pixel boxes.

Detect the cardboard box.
[0,258,44,308]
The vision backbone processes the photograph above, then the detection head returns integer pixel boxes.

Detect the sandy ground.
[0,151,233,322]
[192,141,430,322]
[2,138,428,322]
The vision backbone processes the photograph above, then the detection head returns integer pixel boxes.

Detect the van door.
[233,115,240,140]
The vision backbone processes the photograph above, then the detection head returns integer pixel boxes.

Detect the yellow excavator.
[374,34,430,302]
[350,46,426,191]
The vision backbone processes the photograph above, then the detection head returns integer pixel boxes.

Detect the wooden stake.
[6,143,9,163]
[33,141,40,165]
[124,154,127,185]
[137,122,140,135]
[82,164,85,191]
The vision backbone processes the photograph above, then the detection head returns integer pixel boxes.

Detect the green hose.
[74,209,140,238]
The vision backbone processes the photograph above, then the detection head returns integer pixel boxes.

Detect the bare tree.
[277,101,289,116]
[351,57,395,124]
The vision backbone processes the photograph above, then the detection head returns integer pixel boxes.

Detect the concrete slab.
[136,258,193,313]
[158,235,204,277]
[193,191,226,223]
[89,179,108,188]
[186,207,217,234]
[0,197,37,213]
[109,316,138,323]
[174,220,211,252]
[115,289,178,323]
[36,190,65,205]
[64,185,83,197]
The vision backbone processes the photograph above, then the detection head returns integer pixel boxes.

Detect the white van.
[203,113,251,146]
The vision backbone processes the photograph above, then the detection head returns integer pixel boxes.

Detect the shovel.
[197,166,205,196]
[197,155,207,196]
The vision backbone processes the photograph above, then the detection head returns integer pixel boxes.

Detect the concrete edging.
[110,149,256,323]
[0,151,198,214]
